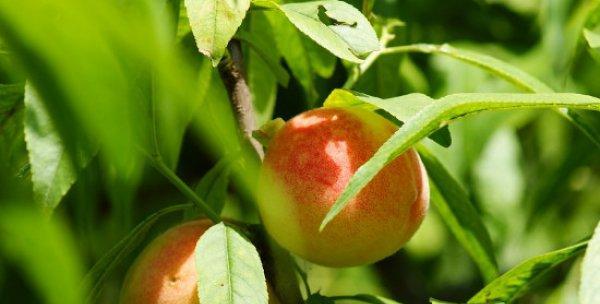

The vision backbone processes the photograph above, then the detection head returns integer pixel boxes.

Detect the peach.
[119,219,280,304]
[257,107,429,267]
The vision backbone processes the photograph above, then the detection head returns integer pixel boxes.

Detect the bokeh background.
[0,0,599,303]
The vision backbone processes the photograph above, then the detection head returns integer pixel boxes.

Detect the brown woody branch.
[218,39,264,160]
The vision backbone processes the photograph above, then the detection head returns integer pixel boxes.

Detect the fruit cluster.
[121,107,429,303]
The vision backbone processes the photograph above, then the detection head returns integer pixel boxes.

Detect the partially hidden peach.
[119,219,280,304]
[258,107,429,267]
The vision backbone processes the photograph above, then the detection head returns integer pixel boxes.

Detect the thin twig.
[146,76,221,223]
[343,22,400,89]
[143,150,221,223]
[218,39,264,160]
[361,0,375,20]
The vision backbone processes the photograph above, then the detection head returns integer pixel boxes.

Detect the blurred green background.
[0,0,599,303]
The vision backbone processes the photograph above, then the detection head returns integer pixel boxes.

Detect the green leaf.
[236,30,290,87]
[320,92,600,231]
[306,293,402,304]
[583,28,600,62]
[468,240,588,303]
[0,1,164,177]
[194,158,232,214]
[195,222,268,304]
[0,206,86,304]
[335,294,402,304]
[23,85,93,211]
[429,299,461,304]
[418,145,498,283]
[583,28,600,48]
[382,44,553,93]
[306,293,335,304]
[0,84,25,171]
[265,12,317,104]
[0,89,26,174]
[84,204,192,303]
[279,0,379,62]
[184,0,251,65]
[580,221,600,304]
[244,10,282,125]
[305,37,337,79]
[0,83,23,115]
[323,89,452,147]
[381,43,600,149]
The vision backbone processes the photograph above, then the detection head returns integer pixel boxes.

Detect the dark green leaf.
[468,241,588,303]
[236,30,290,87]
[0,206,85,304]
[306,293,335,304]
[194,157,232,215]
[195,222,268,304]
[265,11,319,103]
[418,145,498,283]
[24,85,93,211]
[0,83,23,114]
[0,83,25,173]
[334,294,402,303]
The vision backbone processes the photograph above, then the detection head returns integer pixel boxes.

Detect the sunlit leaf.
[381,43,600,149]
[195,222,268,304]
[583,28,600,62]
[323,90,451,146]
[469,240,587,303]
[320,92,600,231]
[185,0,251,65]
[280,0,379,62]
[583,28,600,48]
[580,221,600,304]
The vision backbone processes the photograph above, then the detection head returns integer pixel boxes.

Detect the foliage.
[0,0,598,303]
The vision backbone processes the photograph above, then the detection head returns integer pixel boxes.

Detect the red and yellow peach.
[257,107,429,267]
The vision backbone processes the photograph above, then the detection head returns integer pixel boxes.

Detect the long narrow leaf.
[468,240,588,303]
[323,89,451,146]
[320,92,600,231]
[381,43,600,148]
